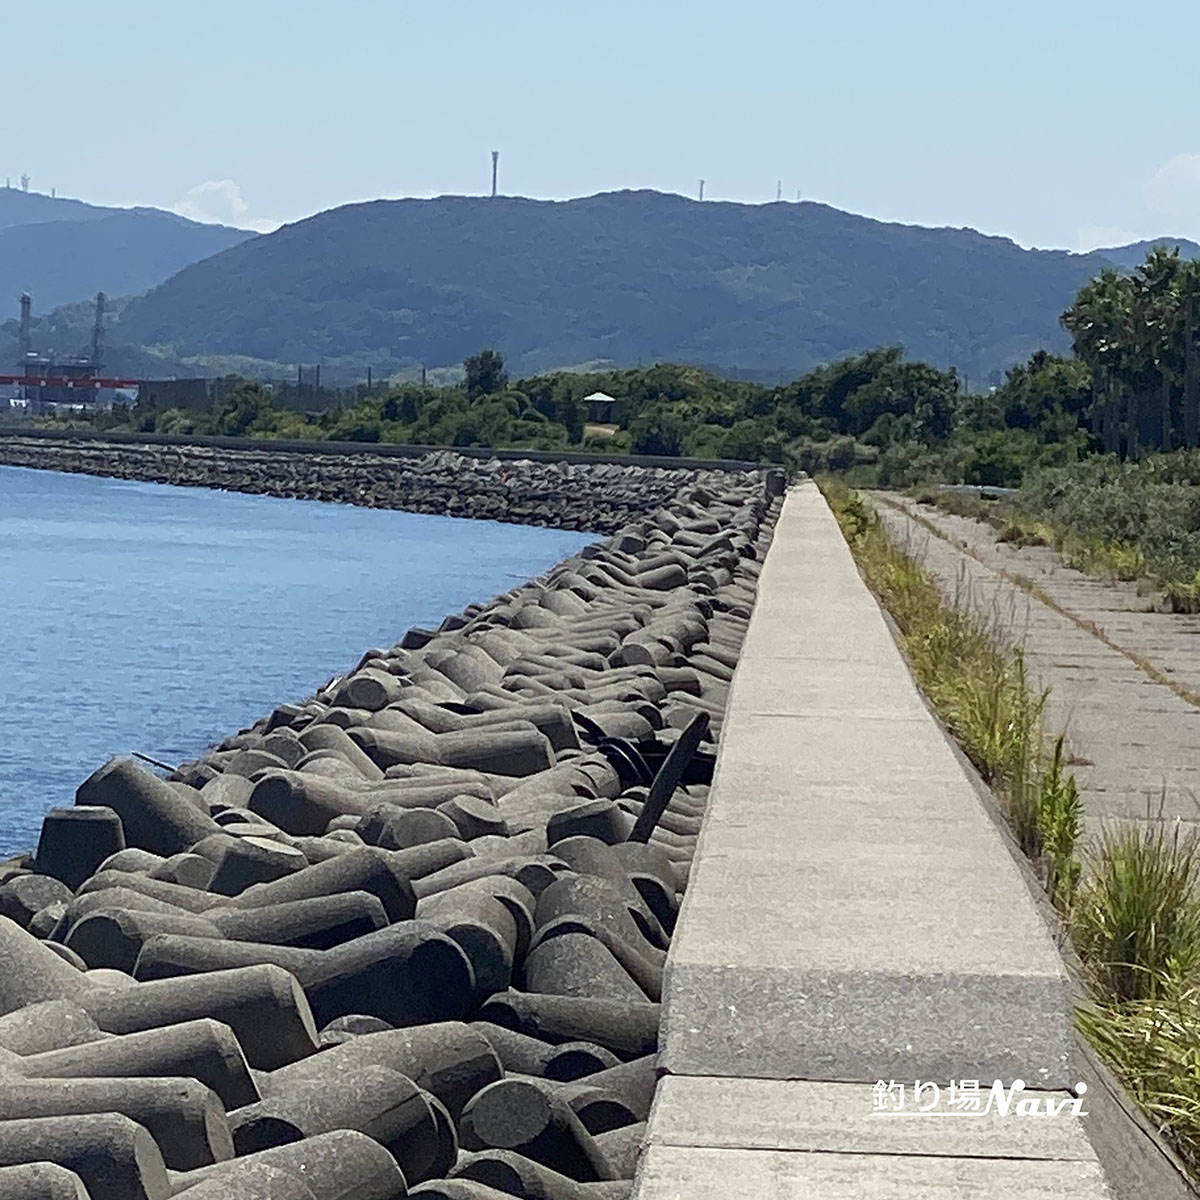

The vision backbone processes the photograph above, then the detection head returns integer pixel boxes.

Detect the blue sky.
[6,0,1199,249]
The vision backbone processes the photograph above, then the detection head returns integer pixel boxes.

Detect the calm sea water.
[0,465,594,855]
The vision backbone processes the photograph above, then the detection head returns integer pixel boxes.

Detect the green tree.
[1061,250,1200,459]
[990,351,1090,439]
[464,349,509,399]
[1138,246,1185,452]
[629,405,687,456]
[1063,268,1136,457]
[382,385,435,425]
[212,382,278,437]
[1184,261,1200,448]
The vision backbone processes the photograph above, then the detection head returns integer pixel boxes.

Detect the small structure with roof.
[582,390,618,423]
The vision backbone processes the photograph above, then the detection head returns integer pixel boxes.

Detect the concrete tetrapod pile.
[0,468,780,1200]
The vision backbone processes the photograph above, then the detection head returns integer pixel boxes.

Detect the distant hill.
[0,188,118,233]
[109,190,1170,387]
[6,189,1194,387]
[1092,237,1200,270]
[0,188,254,314]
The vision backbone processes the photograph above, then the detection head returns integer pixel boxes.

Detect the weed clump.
[1073,818,1200,1005]
[1078,980,1200,1173]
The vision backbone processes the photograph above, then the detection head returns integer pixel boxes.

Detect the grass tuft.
[1072,817,1200,1005]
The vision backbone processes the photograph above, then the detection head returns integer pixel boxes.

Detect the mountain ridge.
[109,189,1125,384]
[1091,236,1200,270]
[4,189,1198,384]
[0,189,255,314]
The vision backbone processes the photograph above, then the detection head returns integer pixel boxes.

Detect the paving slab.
[648,1077,1098,1160]
[875,498,1200,838]
[634,1145,1111,1199]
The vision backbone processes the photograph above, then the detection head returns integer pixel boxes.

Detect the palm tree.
[1135,247,1184,452]
[1183,261,1200,449]
[1063,268,1136,456]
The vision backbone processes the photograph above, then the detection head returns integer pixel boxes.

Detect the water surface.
[0,466,593,853]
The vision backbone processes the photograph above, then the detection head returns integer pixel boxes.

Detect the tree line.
[46,244,1200,487]
[1062,247,1200,459]
[51,341,1085,488]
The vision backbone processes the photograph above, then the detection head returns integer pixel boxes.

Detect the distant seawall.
[0,430,774,534]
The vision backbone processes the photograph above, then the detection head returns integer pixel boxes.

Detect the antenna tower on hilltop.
[20,174,29,192]
[491,151,499,198]
[698,179,705,201]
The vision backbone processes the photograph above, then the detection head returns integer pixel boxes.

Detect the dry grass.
[583,423,619,440]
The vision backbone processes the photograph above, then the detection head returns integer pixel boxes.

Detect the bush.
[329,417,382,442]
[962,431,1029,488]
[875,440,961,488]
[629,406,687,456]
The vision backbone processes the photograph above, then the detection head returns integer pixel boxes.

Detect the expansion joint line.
[872,494,1200,714]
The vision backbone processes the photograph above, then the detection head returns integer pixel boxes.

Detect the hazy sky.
[5,1,1198,249]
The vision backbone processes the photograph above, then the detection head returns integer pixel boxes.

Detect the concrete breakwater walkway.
[0,433,760,533]
[0,463,775,1198]
[874,495,1200,838]
[633,482,1132,1200]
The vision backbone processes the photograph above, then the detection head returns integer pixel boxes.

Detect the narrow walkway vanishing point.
[874,496,1200,838]
[631,482,1115,1199]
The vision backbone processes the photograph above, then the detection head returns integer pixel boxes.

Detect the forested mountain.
[0,189,254,313]
[4,189,1195,385]
[107,191,1188,386]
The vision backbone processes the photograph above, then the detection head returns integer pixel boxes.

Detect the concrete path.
[873,496,1200,838]
[632,482,1113,1199]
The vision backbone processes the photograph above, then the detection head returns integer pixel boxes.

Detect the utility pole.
[18,293,31,362]
[698,179,705,201]
[367,366,373,393]
[491,151,499,198]
[90,293,106,370]
[776,180,782,202]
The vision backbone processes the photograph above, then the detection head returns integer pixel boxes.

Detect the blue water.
[0,466,594,855]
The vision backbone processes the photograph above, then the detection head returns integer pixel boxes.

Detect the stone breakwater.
[0,436,763,533]
[0,470,780,1200]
